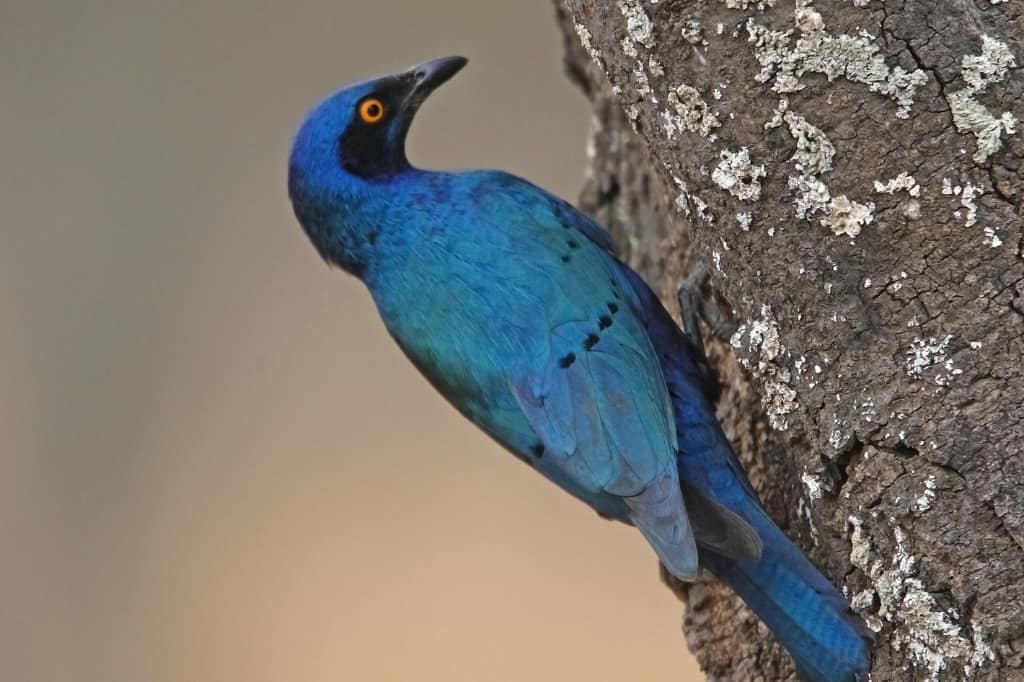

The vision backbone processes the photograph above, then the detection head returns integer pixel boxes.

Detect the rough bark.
[554,1,1024,680]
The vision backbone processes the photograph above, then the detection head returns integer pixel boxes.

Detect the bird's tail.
[700,502,873,682]
[616,263,872,680]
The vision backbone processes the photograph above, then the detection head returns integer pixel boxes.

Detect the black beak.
[403,56,467,109]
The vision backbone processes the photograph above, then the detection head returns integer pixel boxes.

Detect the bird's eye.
[359,98,385,124]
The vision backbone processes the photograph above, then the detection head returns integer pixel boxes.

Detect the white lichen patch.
[905,335,953,378]
[616,0,655,57]
[737,211,753,230]
[681,20,704,46]
[874,172,920,196]
[904,199,922,220]
[794,355,806,374]
[621,36,639,59]
[960,35,1016,100]
[913,475,937,513]
[960,182,982,227]
[633,62,653,100]
[767,102,836,175]
[850,588,876,616]
[720,0,777,9]
[821,195,875,237]
[625,103,641,124]
[573,22,604,68]
[984,226,1002,248]
[946,35,1019,163]
[671,175,692,217]
[789,173,832,219]
[885,270,909,293]
[767,99,846,221]
[692,194,713,223]
[788,117,835,175]
[848,517,875,581]
[940,179,996,241]
[712,148,767,201]
[848,520,997,679]
[674,192,691,216]
[747,6,927,118]
[664,84,721,138]
[730,305,798,430]
[794,0,824,34]
[965,628,998,677]
[660,111,677,138]
[801,471,825,499]
[670,174,714,224]
[796,497,821,546]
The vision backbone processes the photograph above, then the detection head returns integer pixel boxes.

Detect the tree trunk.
[553,1,1024,680]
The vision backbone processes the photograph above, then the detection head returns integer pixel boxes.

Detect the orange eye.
[359,98,385,124]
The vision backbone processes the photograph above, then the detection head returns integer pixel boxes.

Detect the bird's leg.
[677,264,738,403]
[676,263,738,355]
[677,264,710,359]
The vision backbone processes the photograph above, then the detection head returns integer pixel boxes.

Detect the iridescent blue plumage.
[288,57,872,681]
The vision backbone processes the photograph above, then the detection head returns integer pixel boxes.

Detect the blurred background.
[1,2,702,680]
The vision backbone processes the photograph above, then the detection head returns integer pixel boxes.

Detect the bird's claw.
[676,264,738,355]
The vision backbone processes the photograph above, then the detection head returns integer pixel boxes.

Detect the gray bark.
[554,1,1024,680]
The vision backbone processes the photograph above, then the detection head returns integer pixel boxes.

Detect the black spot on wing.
[559,352,576,368]
[545,195,617,253]
[567,239,579,249]
[530,443,545,459]
[607,302,619,314]
[599,315,613,330]
[584,333,600,350]
[548,197,575,229]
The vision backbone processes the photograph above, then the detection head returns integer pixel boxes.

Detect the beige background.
[1,2,702,680]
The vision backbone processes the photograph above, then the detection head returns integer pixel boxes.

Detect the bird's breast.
[370,237,549,404]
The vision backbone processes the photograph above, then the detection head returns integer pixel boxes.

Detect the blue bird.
[288,57,872,682]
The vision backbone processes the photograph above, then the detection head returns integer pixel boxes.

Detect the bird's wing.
[485,173,699,578]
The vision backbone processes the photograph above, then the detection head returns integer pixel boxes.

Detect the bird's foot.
[676,263,738,356]
[676,264,738,403]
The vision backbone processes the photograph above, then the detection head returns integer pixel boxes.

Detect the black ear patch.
[339,118,394,177]
[338,79,409,178]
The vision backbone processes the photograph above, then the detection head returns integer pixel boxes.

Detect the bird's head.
[287,56,467,273]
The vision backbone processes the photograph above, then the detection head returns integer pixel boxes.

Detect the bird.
[287,56,872,682]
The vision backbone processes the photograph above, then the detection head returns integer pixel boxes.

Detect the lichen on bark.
[555,1,1024,680]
